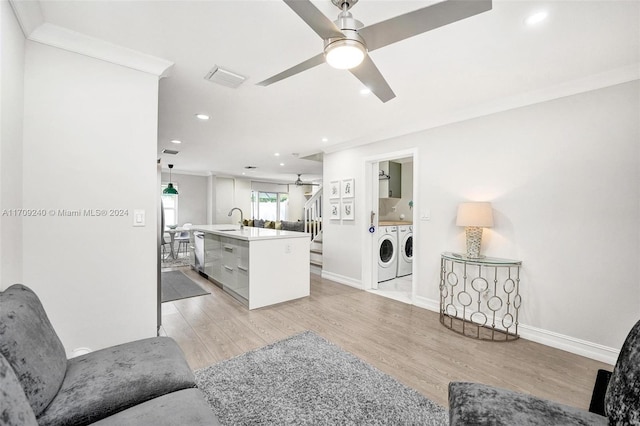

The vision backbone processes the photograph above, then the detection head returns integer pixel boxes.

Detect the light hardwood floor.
[161,267,612,409]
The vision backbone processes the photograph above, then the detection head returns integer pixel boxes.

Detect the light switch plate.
[133,209,145,227]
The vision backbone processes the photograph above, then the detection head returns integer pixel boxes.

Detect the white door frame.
[361,148,418,300]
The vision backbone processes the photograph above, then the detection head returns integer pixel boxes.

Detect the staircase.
[309,236,323,274]
[304,188,323,274]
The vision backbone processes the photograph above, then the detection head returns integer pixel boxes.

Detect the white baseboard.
[518,324,619,366]
[321,271,362,289]
[414,295,440,313]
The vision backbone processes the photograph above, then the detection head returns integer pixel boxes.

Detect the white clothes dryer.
[397,225,413,277]
[378,226,398,282]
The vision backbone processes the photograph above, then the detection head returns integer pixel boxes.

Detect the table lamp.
[456,202,494,258]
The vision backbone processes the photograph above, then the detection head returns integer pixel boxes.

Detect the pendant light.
[163,164,178,195]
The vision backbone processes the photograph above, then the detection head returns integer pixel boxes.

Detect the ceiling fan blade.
[257,53,325,86]
[283,0,344,40]
[358,0,492,52]
[349,55,395,103]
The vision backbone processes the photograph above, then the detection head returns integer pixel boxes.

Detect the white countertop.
[191,225,310,241]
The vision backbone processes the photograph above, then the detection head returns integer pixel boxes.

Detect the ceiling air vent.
[162,149,179,155]
[204,66,247,88]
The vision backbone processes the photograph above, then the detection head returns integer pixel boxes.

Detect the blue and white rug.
[195,331,448,425]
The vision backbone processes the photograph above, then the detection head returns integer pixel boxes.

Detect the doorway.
[362,149,417,305]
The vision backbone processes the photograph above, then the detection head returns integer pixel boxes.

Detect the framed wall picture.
[342,199,354,220]
[330,201,340,219]
[341,178,354,198]
[329,181,340,199]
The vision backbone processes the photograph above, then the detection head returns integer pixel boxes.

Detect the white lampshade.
[324,39,366,70]
[456,202,494,227]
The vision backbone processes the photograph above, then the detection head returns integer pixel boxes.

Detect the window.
[161,185,178,227]
[258,192,278,221]
[251,191,289,220]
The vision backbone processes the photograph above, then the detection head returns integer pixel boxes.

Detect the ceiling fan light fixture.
[324,39,366,70]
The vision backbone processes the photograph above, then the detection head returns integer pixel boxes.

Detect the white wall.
[287,184,309,222]
[323,149,364,282]
[215,177,251,224]
[0,1,24,289]
[323,81,639,357]
[161,171,207,225]
[22,41,159,353]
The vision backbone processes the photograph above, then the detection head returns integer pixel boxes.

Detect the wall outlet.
[285,244,292,254]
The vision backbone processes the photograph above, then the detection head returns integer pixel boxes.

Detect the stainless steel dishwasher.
[193,231,205,273]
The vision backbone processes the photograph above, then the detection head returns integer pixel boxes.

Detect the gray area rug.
[161,253,191,269]
[161,270,209,303]
[195,331,448,425]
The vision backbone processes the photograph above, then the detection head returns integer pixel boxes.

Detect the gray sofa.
[0,284,220,426]
[242,219,322,232]
[448,318,640,425]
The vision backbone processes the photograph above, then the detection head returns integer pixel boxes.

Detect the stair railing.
[304,187,322,241]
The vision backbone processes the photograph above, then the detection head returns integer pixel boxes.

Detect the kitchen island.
[189,225,310,309]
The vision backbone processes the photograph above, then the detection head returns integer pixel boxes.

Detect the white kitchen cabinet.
[192,225,309,309]
[204,233,222,282]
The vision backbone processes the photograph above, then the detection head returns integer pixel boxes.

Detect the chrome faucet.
[228,207,244,229]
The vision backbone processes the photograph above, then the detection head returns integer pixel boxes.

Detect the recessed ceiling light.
[360,88,371,95]
[274,153,280,156]
[170,139,182,144]
[195,113,210,120]
[322,137,328,142]
[280,163,285,166]
[525,11,548,26]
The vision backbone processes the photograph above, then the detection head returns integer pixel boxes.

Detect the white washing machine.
[378,226,398,282]
[397,225,413,277]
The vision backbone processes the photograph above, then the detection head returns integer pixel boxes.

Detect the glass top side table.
[439,252,522,341]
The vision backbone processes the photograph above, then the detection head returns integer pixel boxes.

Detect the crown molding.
[161,168,212,177]
[8,0,44,37]
[9,1,173,78]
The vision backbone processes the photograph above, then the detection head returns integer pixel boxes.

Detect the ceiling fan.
[258,0,492,103]
[292,174,320,186]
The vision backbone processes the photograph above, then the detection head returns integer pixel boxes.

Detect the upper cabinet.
[379,161,401,199]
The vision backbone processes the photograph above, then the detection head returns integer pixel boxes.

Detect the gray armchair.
[0,284,220,425]
[448,319,640,425]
